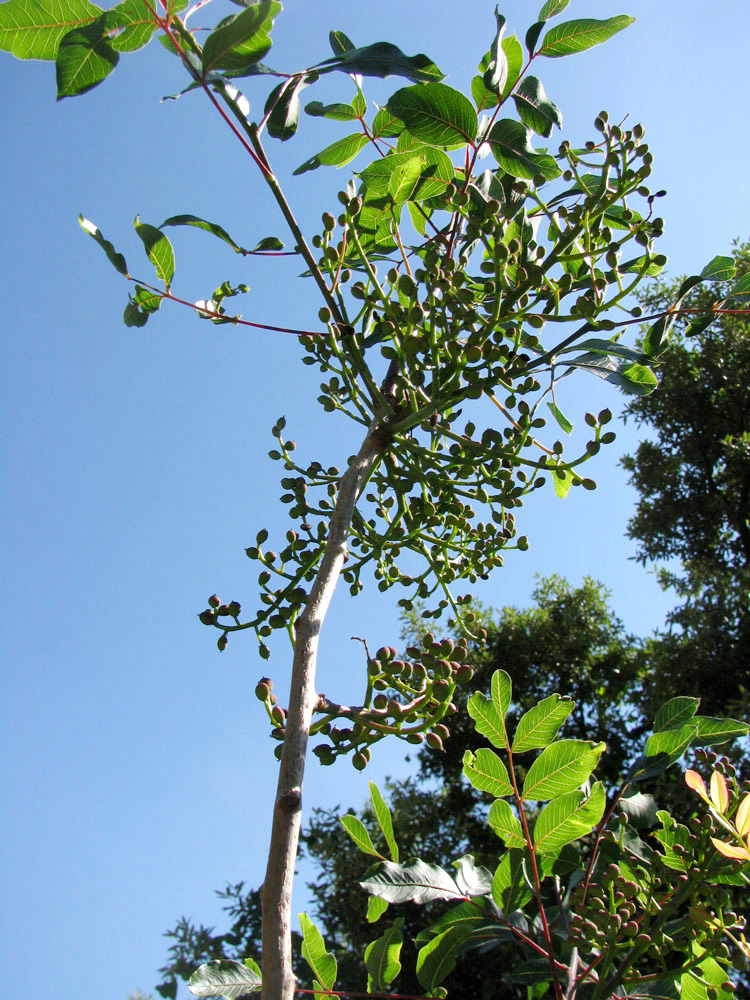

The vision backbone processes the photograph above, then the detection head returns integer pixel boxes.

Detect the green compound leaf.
[538,15,634,58]
[370,781,399,862]
[360,859,461,905]
[488,798,526,849]
[340,814,381,859]
[512,693,574,753]
[201,0,280,75]
[492,850,533,916]
[538,0,570,20]
[522,739,605,801]
[416,924,473,992]
[56,17,117,97]
[532,781,606,855]
[189,958,261,998]
[364,918,403,993]
[293,132,368,175]
[0,0,102,60]
[387,82,478,149]
[366,895,388,923]
[318,41,443,84]
[488,119,561,181]
[299,913,337,992]
[78,214,128,274]
[462,748,513,797]
[160,214,254,255]
[134,216,174,288]
[512,75,562,138]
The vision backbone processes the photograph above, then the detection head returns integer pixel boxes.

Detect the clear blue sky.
[1,2,749,998]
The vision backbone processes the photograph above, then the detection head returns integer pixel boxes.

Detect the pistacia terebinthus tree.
[3,1,750,998]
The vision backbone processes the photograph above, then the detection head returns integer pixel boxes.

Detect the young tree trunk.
[260,428,385,1000]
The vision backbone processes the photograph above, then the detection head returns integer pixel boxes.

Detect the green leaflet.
[414,901,485,946]
[294,133,369,175]
[512,693,574,753]
[105,0,156,54]
[538,16,635,58]
[467,693,509,750]
[299,912,337,991]
[366,895,388,923]
[123,284,161,327]
[512,75,562,138]
[305,99,361,121]
[551,467,576,499]
[201,1,280,75]
[370,781,399,862]
[328,28,354,56]
[189,958,261,998]
[462,748,513,797]
[56,17,117,97]
[317,41,443,85]
[0,0,102,60]
[482,9,507,98]
[645,722,699,758]
[416,924,473,992]
[492,850,534,916]
[264,73,314,141]
[364,918,403,992]
[532,781,606,854]
[488,798,525,848]
[453,855,493,896]
[653,697,700,733]
[546,401,573,434]
[522,739,605,800]
[700,254,736,281]
[538,0,570,20]
[78,215,128,275]
[386,82,478,149]
[488,119,561,181]
[473,33,523,109]
[340,814,381,858]
[134,216,175,288]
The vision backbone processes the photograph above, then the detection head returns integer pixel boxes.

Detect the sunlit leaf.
[328,27,354,56]
[700,255,735,282]
[453,855,493,896]
[123,284,161,327]
[160,214,253,255]
[538,16,634,58]
[618,791,658,828]
[78,214,128,274]
[294,132,368,175]
[653,696,700,733]
[482,9,507,97]
[105,0,156,53]
[492,849,534,915]
[546,401,573,434]
[366,895,388,922]
[416,924,473,991]
[189,958,261,998]
[512,75,562,138]
[467,692,509,750]
[386,83,478,149]
[305,99,361,121]
[56,17,117,97]
[265,73,314,141]
[360,859,461,904]
[646,722,699,759]
[318,40,443,84]
[538,0,570,20]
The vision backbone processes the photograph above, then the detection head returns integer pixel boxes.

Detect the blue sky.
[1,1,749,998]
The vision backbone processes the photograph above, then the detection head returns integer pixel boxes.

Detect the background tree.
[623,239,750,720]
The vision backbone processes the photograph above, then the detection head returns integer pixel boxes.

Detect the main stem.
[260,428,384,1000]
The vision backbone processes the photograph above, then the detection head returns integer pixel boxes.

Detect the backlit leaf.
[299,913,337,991]
[546,401,573,434]
[105,0,156,53]
[538,16,634,58]
[134,216,174,288]
[305,99,360,121]
[386,83,478,149]
[654,697,700,732]
[294,133,368,174]
[161,214,252,255]
[532,781,606,854]
[123,284,161,327]
[318,41,443,84]
[462,748,513,797]
[492,849,534,915]
[488,798,525,848]
[646,722,699,758]
[0,0,101,60]
[691,715,749,747]
[538,0,570,20]
[700,255,736,282]
[370,781,399,862]
[340,815,381,858]
[416,924,473,991]
[512,693,574,753]
[522,739,605,800]
[467,691,509,750]
[366,895,388,922]
[189,958,261,998]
